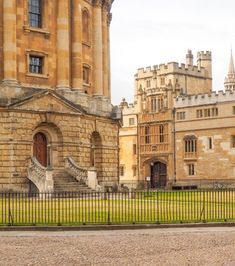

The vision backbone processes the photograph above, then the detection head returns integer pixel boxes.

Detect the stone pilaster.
[107,12,112,99]
[2,0,18,85]
[57,0,70,90]
[92,0,103,96]
[71,0,83,91]
[102,4,109,99]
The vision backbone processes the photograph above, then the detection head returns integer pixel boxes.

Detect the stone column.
[107,13,112,100]
[2,0,18,85]
[93,0,103,96]
[57,0,70,90]
[102,5,109,98]
[71,0,83,91]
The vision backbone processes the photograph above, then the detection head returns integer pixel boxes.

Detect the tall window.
[208,137,213,150]
[232,136,235,148]
[159,125,164,143]
[83,65,90,84]
[133,144,137,155]
[29,0,42,28]
[184,136,197,158]
[188,164,195,176]
[151,98,157,112]
[146,80,151,88]
[29,55,43,74]
[145,126,150,144]
[158,98,164,110]
[120,165,124,176]
[133,165,137,177]
[82,9,89,43]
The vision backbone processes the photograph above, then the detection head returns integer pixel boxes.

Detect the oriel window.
[29,0,42,28]
[29,55,43,74]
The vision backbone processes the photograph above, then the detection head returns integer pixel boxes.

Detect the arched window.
[82,9,89,43]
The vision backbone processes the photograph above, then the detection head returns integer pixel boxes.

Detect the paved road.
[0,227,234,265]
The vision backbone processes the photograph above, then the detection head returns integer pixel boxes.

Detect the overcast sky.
[110,0,235,105]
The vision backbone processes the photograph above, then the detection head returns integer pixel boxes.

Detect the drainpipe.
[173,107,176,183]
[137,113,139,186]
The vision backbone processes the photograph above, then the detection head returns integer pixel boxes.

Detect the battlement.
[136,62,206,78]
[136,50,212,79]
[137,66,153,76]
[197,51,212,59]
[174,89,235,108]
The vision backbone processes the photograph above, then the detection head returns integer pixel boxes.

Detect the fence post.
[8,192,13,226]
[107,191,111,225]
[203,190,206,223]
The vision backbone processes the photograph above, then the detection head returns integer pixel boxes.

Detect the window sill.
[184,157,197,161]
[83,83,91,87]
[23,25,50,38]
[26,73,49,79]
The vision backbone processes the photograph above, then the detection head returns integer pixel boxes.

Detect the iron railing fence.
[117,179,235,190]
[0,190,235,226]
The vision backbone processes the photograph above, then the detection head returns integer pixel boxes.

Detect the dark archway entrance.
[33,132,48,167]
[151,161,167,188]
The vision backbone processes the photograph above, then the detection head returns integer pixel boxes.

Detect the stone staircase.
[53,170,93,193]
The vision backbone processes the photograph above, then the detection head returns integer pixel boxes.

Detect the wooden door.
[33,132,47,167]
[151,162,167,188]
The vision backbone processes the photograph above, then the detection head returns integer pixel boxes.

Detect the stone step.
[53,170,92,193]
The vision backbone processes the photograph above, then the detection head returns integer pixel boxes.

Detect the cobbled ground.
[0,227,234,265]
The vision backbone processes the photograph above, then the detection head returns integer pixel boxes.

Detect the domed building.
[0,0,119,192]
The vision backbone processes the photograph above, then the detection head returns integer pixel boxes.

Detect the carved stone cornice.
[103,0,113,12]
[93,0,114,10]
[92,0,103,7]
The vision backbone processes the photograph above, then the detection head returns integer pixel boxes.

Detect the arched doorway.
[33,132,48,167]
[151,161,167,188]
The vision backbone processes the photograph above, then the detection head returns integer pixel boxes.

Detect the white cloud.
[110,0,235,105]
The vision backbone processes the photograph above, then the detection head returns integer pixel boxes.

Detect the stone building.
[174,51,235,188]
[119,49,235,189]
[0,0,120,192]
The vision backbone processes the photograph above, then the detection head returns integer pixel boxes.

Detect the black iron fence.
[0,189,235,226]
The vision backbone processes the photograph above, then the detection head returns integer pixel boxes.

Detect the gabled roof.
[7,89,87,115]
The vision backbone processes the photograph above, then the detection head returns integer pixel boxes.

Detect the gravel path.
[0,227,234,266]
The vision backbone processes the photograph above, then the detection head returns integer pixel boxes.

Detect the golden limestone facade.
[174,51,235,188]
[120,50,235,189]
[120,49,235,189]
[0,0,120,192]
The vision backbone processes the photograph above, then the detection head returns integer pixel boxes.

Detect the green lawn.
[0,190,235,226]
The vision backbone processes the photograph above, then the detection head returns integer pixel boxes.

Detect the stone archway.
[32,123,63,168]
